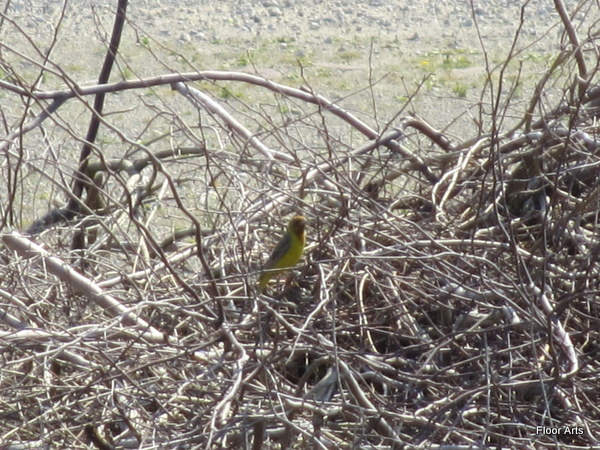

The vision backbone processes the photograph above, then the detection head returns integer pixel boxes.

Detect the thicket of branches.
[1,0,599,448]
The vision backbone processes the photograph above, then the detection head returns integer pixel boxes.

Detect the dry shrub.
[1,1,599,448]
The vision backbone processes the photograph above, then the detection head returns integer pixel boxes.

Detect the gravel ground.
[2,0,586,134]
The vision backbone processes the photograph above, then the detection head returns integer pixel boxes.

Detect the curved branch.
[2,69,438,183]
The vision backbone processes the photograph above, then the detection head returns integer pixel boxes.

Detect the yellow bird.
[258,215,307,293]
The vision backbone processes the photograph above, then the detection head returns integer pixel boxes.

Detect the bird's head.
[288,215,307,238]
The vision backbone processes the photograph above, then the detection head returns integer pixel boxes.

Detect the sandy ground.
[1,0,583,136]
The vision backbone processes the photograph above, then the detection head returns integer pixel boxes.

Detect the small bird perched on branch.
[258,215,307,293]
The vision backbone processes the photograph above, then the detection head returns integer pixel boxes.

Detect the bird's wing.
[262,232,292,271]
